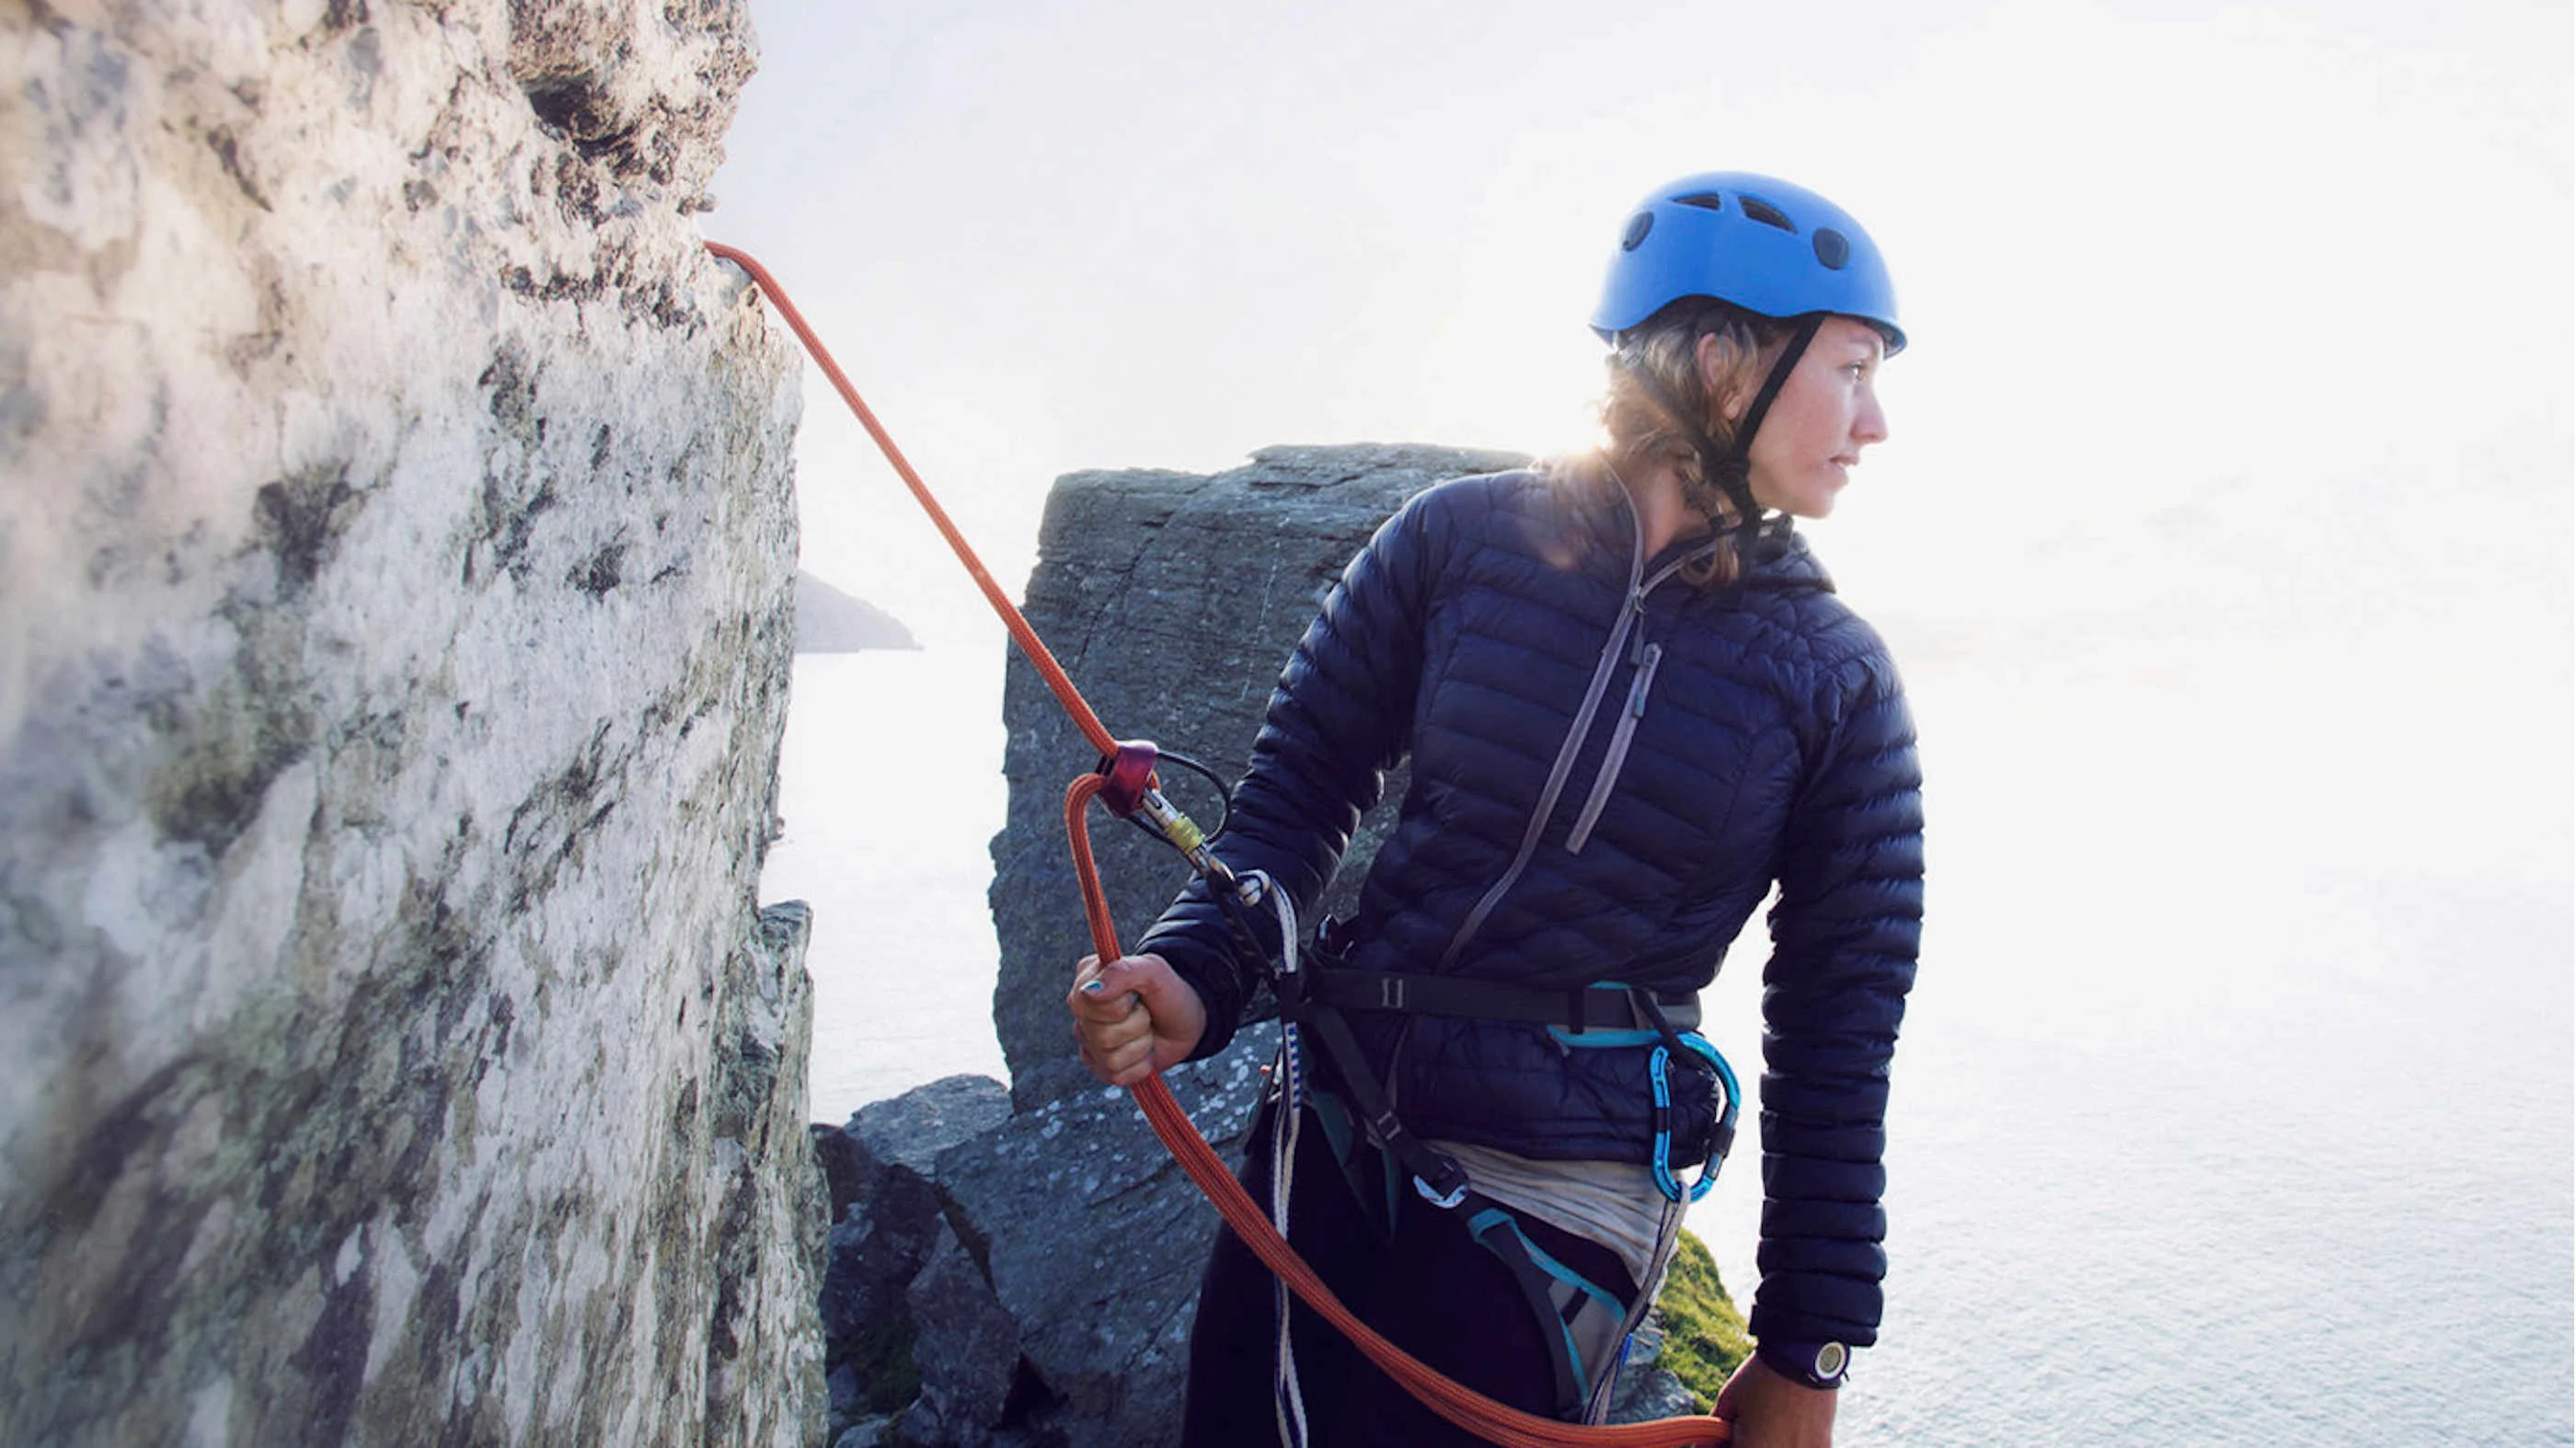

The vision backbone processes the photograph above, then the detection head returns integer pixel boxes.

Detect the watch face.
[1813,1342,1849,1380]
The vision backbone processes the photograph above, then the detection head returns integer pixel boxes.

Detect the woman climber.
[1067,171,1923,1448]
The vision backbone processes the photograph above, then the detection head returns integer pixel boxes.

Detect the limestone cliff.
[1,4,818,1445]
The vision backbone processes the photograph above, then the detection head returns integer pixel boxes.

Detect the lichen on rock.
[0,3,821,1444]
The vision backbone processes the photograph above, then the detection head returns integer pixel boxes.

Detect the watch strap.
[1755,1339,1850,1389]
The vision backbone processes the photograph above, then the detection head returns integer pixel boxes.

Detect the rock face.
[1,5,819,1446]
[903,1220,1023,1441]
[811,1030,1274,1448]
[932,1027,1274,1448]
[815,1075,1013,1448]
[987,443,1528,1109]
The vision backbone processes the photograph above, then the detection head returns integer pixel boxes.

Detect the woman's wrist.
[1754,1339,1851,1390]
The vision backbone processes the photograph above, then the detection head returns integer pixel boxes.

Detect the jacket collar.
[1547,455,1835,596]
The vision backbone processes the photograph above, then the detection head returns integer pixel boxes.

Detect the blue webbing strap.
[1465,1201,1635,1419]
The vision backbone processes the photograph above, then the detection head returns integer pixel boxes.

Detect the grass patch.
[1652,1229,1751,1412]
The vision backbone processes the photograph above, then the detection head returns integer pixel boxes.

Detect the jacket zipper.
[1432,584,1644,971]
[1566,638,1662,855]
[1432,487,1713,972]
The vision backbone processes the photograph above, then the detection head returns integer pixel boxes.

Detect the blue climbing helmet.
[1590,171,1904,353]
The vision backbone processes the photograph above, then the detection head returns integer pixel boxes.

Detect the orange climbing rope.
[707,240,1731,1447]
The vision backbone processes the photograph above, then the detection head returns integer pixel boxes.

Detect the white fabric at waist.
[1426,1138,1676,1296]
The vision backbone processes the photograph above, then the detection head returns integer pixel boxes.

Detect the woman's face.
[1728,316,1891,520]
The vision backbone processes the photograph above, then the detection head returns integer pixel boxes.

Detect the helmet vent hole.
[1621,211,1654,251]
[1738,196,1795,232]
[1812,228,1849,270]
[1672,192,1727,213]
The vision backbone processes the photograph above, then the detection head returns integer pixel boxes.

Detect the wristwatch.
[1756,1339,1850,1390]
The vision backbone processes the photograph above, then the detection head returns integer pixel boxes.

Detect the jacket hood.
[1745,527,1835,594]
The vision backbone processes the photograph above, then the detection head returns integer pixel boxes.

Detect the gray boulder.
[855,1074,1015,1178]
[821,1176,944,1346]
[905,1220,1024,1440]
[988,444,1528,1109]
[815,1120,872,1225]
[830,1362,869,1417]
[818,1075,1011,1343]
[1608,1312,1707,1423]
[1611,1366,1705,1424]
[835,1419,893,1448]
[932,1023,1278,1448]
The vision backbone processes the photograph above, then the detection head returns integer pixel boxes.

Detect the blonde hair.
[1597,299,1797,588]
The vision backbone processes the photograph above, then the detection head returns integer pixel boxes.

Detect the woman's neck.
[1607,453,1710,558]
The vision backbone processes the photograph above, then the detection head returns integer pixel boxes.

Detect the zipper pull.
[1626,643,1663,718]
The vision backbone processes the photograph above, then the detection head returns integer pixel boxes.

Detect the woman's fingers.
[1068,954,1136,1018]
[1064,953,1205,1086]
[1068,955,1152,1084]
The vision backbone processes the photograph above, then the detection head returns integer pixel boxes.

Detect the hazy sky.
[712,0,2571,872]
[714,0,2566,630]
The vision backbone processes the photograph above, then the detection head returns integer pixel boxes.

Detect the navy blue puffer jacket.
[1139,462,1922,1349]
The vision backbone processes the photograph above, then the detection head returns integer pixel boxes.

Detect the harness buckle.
[1365,1106,1470,1209]
[1411,1169,1470,1211]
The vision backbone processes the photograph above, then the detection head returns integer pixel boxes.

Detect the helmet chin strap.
[1627,313,1824,563]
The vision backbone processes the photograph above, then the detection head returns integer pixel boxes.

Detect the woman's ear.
[1696,332,1748,425]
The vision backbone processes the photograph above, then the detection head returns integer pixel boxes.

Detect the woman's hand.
[1066,952,1207,1086]
[1712,1354,1838,1448]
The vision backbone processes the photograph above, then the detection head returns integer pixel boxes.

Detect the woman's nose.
[1854,386,1890,446]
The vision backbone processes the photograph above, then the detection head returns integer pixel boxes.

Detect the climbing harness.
[1280,920,1741,1424]
[707,241,1736,1446]
[1468,1201,1639,1418]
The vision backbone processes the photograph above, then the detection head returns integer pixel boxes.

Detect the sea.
[762,637,2574,1447]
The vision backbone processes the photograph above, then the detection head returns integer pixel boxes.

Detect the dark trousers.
[1179,1098,1639,1447]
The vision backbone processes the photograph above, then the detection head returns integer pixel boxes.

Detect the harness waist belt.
[1304,969,1701,1034]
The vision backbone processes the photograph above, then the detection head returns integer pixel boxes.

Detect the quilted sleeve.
[1135,488,1445,1060]
[1747,640,1924,1350]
